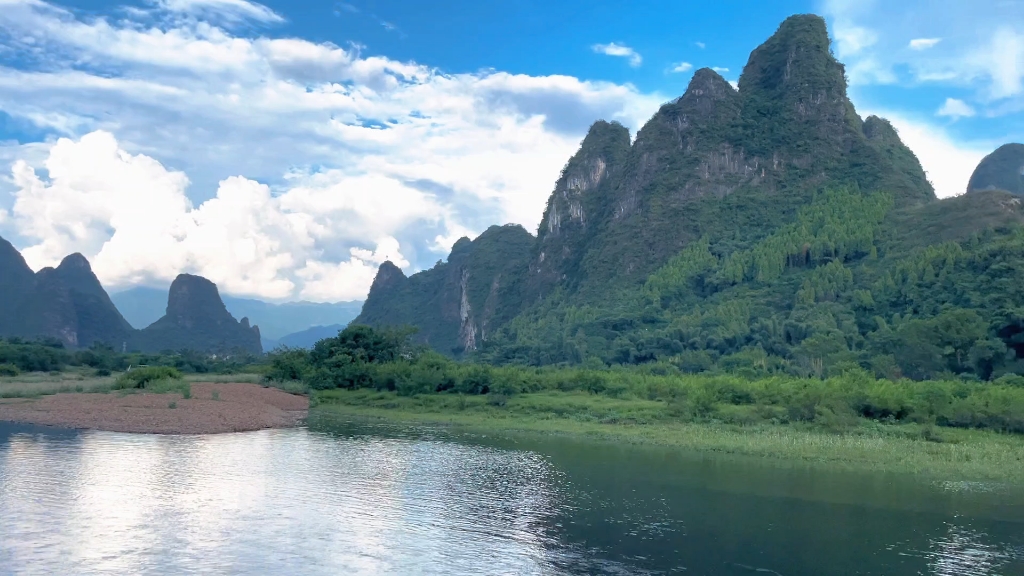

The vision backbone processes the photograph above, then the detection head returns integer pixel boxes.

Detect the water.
[1,419,1023,576]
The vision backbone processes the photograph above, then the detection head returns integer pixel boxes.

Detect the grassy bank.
[0,369,268,400]
[314,389,1024,484]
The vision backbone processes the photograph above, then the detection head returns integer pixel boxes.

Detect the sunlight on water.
[1,422,1022,575]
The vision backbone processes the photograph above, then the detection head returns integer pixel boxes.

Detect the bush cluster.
[269,325,1024,435]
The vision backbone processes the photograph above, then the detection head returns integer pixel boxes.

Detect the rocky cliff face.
[531,121,631,293]
[134,274,262,354]
[355,224,534,354]
[968,143,1024,196]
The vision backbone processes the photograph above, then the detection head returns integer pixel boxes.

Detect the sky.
[0,0,1022,303]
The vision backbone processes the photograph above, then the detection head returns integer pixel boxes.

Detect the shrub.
[115,366,183,389]
[0,363,20,377]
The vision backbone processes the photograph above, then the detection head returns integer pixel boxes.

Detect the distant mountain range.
[110,286,361,347]
[0,240,262,354]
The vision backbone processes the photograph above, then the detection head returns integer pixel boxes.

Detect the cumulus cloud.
[822,0,1024,104]
[863,109,990,199]
[155,0,284,23]
[936,97,975,119]
[8,131,430,301]
[0,0,665,300]
[833,24,878,57]
[711,66,729,73]
[909,37,941,50]
[591,42,642,67]
[669,62,693,73]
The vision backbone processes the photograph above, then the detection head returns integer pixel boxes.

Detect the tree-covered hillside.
[354,15,1024,383]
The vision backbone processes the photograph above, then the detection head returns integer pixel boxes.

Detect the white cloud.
[822,0,1024,105]
[591,42,642,67]
[695,41,705,49]
[156,0,284,23]
[864,110,989,199]
[909,37,941,50]
[669,62,693,73]
[8,131,439,301]
[0,0,665,301]
[711,67,729,73]
[833,24,878,57]
[297,237,409,302]
[936,97,976,119]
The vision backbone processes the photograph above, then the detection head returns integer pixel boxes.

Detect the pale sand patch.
[0,383,308,434]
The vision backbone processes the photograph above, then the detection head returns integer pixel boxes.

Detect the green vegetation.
[262,324,1023,480]
[114,366,191,397]
[0,371,117,399]
[271,325,1024,435]
[0,337,266,399]
[0,336,263,376]
[313,391,1024,483]
[479,188,1024,381]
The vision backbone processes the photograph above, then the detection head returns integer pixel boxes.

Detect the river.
[1,417,1022,575]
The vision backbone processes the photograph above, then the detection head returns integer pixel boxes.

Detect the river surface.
[1,417,1023,576]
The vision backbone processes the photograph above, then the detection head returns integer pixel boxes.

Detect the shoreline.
[312,389,1024,485]
[0,383,308,435]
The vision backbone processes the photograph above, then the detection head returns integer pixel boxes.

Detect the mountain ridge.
[353,14,1024,382]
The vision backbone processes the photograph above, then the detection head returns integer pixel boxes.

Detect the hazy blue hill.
[111,286,362,340]
[0,236,36,336]
[2,251,134,348]
[967,143,1024,196]
[273,324,347,349]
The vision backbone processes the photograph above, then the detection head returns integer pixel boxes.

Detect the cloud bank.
[0,0,664,301]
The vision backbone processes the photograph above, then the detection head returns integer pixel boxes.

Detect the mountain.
[110,286,362,340]
[358,15,934,349]
[0,236,36,336]
[0,238,265,354]
[967,143,1024,196]
[132,274,262,355]
[274,324,346,349]
[355,14,1024,382]
[0,247,134,348]
[354,224,534,354]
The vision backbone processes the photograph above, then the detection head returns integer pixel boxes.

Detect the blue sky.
[0,0,1021,302]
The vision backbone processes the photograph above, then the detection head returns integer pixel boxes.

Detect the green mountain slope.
[967,143,1024,196]
[356,13,946,360]
[356,14,1024,381]
[354,224,534,355]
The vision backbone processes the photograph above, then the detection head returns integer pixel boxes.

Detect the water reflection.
[1,420,1022,576]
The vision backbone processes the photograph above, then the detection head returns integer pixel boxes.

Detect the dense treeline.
[478,189,1024,381]
[268,325,1024,435]
[0,337,261,376]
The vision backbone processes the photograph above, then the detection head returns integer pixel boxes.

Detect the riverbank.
[313,389,1024,484]
[0,383,308,434]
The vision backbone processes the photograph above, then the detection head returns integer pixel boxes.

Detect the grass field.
[0,371,266,399]
[313,389,1024,485]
